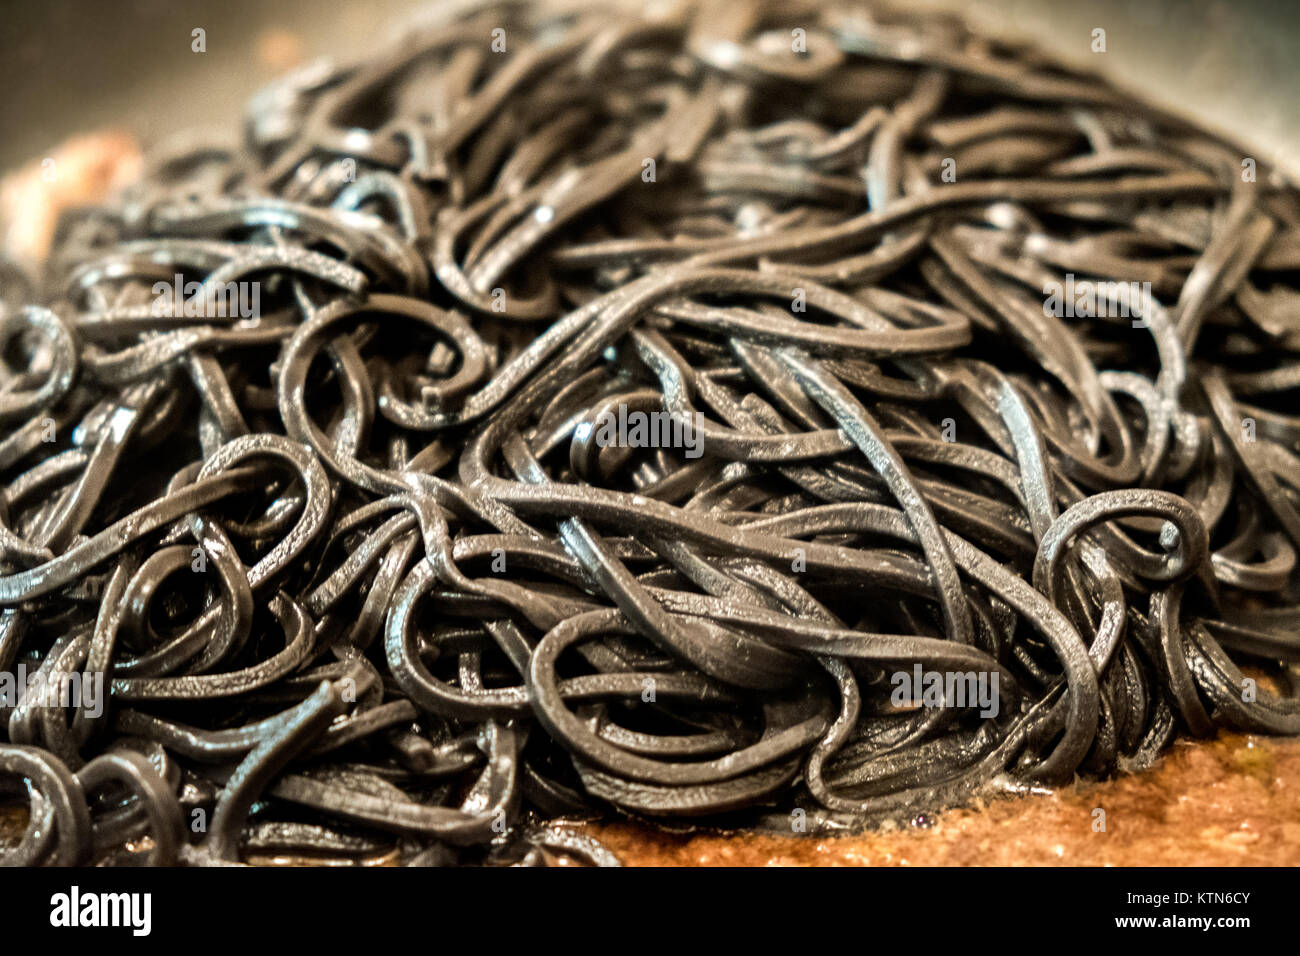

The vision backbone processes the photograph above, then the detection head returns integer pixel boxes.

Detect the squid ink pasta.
[0,0,1298,866]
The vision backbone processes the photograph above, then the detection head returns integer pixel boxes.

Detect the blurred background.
[0,0,1296,174]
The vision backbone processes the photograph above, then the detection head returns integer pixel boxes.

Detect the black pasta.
[0,0,1298,866]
